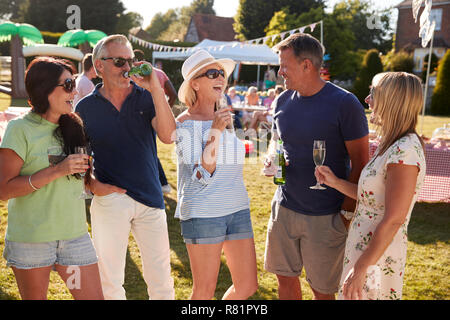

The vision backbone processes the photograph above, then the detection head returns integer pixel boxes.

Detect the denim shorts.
[180,208,254,244]
[3,233,98,270]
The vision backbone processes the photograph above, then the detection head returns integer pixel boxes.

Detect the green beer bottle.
[124,64,152,78]
[274,139,286,185]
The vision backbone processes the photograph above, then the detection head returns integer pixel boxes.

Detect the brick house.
[184,14,237,43]
[395,0,450,72]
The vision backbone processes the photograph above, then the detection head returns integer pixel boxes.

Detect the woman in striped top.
[175,50,258,300]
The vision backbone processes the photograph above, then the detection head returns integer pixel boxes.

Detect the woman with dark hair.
[0,57,104,300]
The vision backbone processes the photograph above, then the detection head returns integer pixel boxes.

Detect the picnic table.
[370,139,450,203]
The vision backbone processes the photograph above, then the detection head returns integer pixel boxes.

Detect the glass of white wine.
[74,146,91,199]
[309,140,326,190]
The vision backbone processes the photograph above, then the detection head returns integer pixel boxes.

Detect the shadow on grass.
[164,187,278,300]
[85,199,149,300]
[84,187,279,300]
[408,202,450,244]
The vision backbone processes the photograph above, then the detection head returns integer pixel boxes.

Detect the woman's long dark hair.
[25,57,88,178]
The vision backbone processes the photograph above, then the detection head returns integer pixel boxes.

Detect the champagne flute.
[309,140,326,190]
[74,146,91,199]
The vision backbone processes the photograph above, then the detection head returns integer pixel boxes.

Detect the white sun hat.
[178,49,236,104]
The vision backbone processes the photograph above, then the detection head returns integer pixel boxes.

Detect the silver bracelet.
[28,174,40,191]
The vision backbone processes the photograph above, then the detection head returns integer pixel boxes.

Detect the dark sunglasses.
[55,78,76,93]
[101,57,134,68]
[195,69,225,80]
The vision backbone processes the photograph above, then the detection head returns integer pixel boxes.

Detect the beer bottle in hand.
[274,139,286,185]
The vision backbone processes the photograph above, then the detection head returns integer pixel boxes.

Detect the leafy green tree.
[145,10,178,38]
[353,48,383,104]
[421,53,439,83]
[145,0,216,41]
[234,0,324,40]
[21,0,125,34]
[332,0,392,54]
[189,0,215,15]
[431,49,450,115]
[0,0,28,21]
[115,11,143,35]
[384,51,414,73]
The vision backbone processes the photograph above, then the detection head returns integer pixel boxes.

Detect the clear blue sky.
[121,0,404,30]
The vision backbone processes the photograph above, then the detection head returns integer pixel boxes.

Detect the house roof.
[129,27,152,42]
[188,14,237,42]
[396,0,450,8]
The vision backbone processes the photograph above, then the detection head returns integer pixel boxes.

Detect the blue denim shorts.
[180,208,254,244]
[3,233,98,270]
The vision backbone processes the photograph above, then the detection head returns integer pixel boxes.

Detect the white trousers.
[90,192,174,300]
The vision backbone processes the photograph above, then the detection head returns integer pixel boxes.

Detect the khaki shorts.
[264,200,348,295]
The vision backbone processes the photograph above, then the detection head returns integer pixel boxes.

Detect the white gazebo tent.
[152,39,280,87]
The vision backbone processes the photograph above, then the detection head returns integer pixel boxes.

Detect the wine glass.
[47,146,66,166]
[74,146,92,199]
[218,94,234,131]
[309,140,326,190]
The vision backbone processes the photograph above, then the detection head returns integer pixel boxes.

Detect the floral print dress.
[337,134,426,300]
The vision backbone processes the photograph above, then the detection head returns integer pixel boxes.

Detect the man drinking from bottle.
[75,34,175,300]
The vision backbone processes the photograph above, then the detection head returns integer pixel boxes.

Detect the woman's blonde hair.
[371,72,424,156]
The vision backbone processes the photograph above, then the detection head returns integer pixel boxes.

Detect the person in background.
[175,49,258,300]
[264,66,277,90]
[0,57,103,300]
[241,86,259,129]
[226,86,242,129]
[316,72,426,300]
[73,53,96,107]
[76,35,175,300]
[263,33,369,300]
[134,50,174,194]
[247,88,276,132]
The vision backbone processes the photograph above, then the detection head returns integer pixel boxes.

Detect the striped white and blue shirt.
[175,120,250,220]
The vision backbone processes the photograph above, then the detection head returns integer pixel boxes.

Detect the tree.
[0,0,27,21]
[145,0,216,41]
[189,0,215,15]
[431,49,450,115]
[353,49,383,104]
[21,0,125,34]
[332,0,392,54]
[145,10,177,38]
[384,50,414,73]
[421,53,438,83]
[234,0,324,40]
[265,6,361,79]
[115,11,143,35]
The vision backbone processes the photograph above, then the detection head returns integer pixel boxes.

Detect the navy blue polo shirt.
[75,82,164,209]
[273,82,368,216]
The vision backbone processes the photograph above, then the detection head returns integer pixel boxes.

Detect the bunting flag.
[412,0,435,47]
[128,20,322,52]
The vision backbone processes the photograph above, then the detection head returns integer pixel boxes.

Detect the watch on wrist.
[340,209,354,220]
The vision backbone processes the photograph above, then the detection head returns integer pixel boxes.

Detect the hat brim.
[178,58,236,105]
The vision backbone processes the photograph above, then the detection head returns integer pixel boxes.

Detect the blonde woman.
[241,86,259,128]
[175,50,258,300]
[315,72,426,300]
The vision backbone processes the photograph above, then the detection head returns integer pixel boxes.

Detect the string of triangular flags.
[128,20,322,53]
[412,0,435,48]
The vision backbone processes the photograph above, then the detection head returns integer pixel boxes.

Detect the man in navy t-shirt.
[263,33,369,300]
[75,35,175,300]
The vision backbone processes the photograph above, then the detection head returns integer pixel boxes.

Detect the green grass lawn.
[0,94,449,300]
